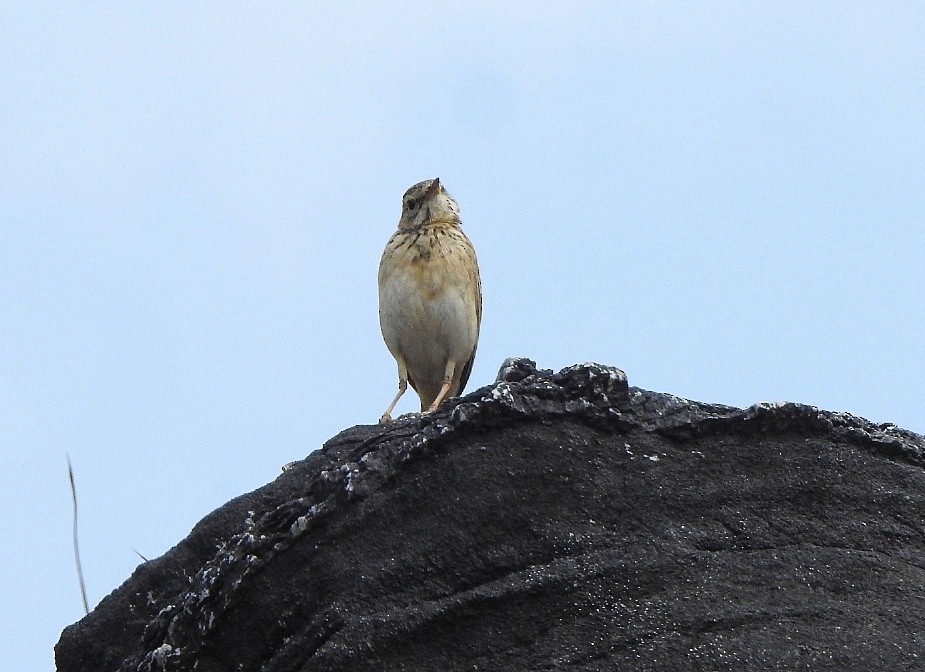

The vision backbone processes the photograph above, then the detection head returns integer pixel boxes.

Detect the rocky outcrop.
[55,359,925,671]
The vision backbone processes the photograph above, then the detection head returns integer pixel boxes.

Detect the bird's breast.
[379,225,475,302]
[378,225,480,379]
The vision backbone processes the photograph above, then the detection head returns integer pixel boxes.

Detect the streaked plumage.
[378,178,482,422]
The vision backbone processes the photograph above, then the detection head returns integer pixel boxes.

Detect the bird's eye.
[406,198,418,210]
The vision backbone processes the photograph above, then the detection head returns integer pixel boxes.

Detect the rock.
[55,359,925,671]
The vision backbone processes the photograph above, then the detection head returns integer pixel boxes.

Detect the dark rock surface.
[56,359,925,671]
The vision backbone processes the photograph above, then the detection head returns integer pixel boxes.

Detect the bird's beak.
[427,178,441,197]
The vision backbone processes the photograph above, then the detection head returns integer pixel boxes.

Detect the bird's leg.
[379,380,407,423]
[380,358,409,424]
[425,360,456,414]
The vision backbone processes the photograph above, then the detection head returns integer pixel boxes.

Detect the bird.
[377,178,482,423]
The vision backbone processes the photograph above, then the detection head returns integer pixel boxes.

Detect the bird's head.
[398,178,461,229]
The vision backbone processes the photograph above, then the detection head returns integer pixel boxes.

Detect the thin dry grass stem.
[67,454,89,615]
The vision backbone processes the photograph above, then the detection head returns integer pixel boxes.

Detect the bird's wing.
[457,341,477,395]
[457,250,482,395]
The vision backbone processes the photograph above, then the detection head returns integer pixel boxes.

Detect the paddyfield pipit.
[378,178,482,423]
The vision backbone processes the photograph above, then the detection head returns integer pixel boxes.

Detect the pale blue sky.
[3,4,923,669]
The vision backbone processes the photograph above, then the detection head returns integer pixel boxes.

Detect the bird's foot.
[425,377,454,414]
